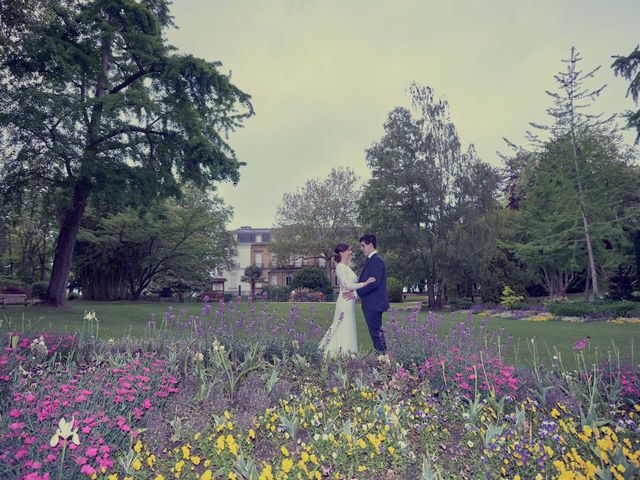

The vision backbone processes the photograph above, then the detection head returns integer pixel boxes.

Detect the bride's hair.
[334,243,349,263]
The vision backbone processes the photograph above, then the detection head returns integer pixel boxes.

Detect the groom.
[343,234,388,354]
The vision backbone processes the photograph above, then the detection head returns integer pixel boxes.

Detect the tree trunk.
[584,268,591,302]
[427,279,436,308]
[634,230,640,287]
[45,177,93,306]
[570,136,600,297]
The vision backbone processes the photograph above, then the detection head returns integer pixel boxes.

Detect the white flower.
[49,416,80,447]
[194,352,204,363]
[83,310,97,322]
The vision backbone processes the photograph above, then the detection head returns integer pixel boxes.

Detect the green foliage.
[500,286,525,309]
[241,265,264,297]
[30,281,49,300]
[612,45,640,143]
[387,277,404,303]
[271,168,361,269]
[74,190,236,300]
[262,285,292,302]
[0,0,253,304]
[447,298,473,310]
[547,301,639,318]
[291,267,332,295]
[359,83,500,307]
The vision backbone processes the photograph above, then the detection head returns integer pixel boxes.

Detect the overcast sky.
[166,0,640,229]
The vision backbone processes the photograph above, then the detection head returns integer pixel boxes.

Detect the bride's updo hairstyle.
[334,243,349,263]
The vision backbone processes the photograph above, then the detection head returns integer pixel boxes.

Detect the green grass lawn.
[1,300,638,368]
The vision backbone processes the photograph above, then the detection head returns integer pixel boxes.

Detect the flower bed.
[1,299,639,479]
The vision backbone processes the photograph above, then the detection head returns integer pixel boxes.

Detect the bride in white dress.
[320,243,376,356]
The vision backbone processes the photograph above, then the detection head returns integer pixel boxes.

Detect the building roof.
[235,226,271,244]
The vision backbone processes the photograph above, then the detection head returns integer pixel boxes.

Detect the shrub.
[262,285,292,302]
[30,281,49,299]
[548,300,638,319]
[448,297,473,310]
[1,285,31,295]
[290,287,325,302]
[223,293,234,302]
[291,267,332,295]
[500,285,525,309]
[387,277,404,303]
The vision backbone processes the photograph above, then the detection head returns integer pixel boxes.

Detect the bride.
[320,243,375,356]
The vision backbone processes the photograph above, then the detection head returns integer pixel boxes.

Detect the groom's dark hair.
[359,233,377,248]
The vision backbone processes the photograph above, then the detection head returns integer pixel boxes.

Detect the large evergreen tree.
[528,47,618,298]
[612,45,640,143]
[0,0,253,305]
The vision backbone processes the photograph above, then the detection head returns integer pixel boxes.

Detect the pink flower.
[15,447,28,460]
[80,465,96,475]
[86,447,98,458]
[9,422,25,432]
[574,338,589,350]
[142,398,152,409]
[9,408,21,418]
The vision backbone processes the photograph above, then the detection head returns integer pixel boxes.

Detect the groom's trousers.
[362,307,387,354]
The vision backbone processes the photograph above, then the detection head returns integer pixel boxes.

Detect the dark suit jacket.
[356,253,390,312]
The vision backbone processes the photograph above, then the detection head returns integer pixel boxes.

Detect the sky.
[166,0,640,229]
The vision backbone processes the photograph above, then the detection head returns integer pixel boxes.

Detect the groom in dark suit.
[343,233,388,353]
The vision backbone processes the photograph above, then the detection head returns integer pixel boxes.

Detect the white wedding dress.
[320,262,365,356]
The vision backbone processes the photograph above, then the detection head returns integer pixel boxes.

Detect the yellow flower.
[134,440,143,454]
[181,445,190,459]
[147,454,157,468]
[201,471,212,480]
[217,436,225,451]
[357,439,366,449]
[259,464,273,480]
[108,475,118,480]
[282,458,294,473]
[132,459,142,471]
[175,460,185,473]
[357,466,367,472]
[191,455,201,466]
[551,409,561,419]
[228,473,237,480]
[388,446,396,455]
[154,475,165,480]
[281,446,289,457]
[248,429,256,440]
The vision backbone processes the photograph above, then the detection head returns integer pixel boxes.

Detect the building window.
[335,276,339,286]
[256,234,262,243]
[285,275,292,286]
[294,257,302,267]
[270,274,278,285]
[255,252,263,267]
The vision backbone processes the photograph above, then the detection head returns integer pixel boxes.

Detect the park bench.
[0,293,33,308]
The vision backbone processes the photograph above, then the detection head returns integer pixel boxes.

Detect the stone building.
[221,226,336,295]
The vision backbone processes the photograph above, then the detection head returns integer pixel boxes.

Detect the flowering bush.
[289,288,325,303]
